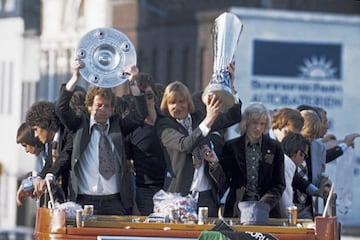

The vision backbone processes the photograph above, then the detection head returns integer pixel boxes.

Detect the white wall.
[0,18,26,228]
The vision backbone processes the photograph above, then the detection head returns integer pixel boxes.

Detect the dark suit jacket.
[220,134,285,218]
[56,84,147,209]
[39,125,72,199]
[326,146,343,163]
[292,139,326,218]
[156,101,242,203]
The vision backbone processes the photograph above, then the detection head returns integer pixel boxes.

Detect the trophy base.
[202,84,235,112]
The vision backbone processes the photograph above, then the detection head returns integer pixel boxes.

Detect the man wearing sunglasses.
[124,73,167,216]
[279,132,310,218]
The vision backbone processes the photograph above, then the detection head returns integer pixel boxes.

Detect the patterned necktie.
[51,141,59,163]
[192,148,203,169]
[180,117,202,169]
[245,142,261,199]
[297,161,309,204]
[95,124,116,179]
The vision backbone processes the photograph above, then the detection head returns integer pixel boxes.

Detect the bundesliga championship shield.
[75,27,137,88]
[202,12,243,110]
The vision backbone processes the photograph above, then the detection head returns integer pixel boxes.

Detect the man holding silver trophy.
[55,28,148,215]
[156,13,243,218]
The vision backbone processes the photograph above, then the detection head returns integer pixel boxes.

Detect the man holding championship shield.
[56,58,147,215]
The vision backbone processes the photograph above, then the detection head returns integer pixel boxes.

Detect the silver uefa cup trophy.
[202,12,243,110]
[75,27,137,88]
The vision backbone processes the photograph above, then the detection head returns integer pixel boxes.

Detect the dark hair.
[16,122,43,150]
[281,132,309,157]
[154,82,165,108]
[114,95,130,117]
[297,104,317,112]
[25,101,60,132]
[70,86,87,113]
[135,73,155,92]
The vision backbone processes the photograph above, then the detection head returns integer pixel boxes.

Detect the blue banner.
[253,40,342,80]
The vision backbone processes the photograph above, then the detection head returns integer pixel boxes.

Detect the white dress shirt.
[279,154,297,218]
[76,117,120,195]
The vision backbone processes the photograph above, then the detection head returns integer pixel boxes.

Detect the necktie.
[192,148,203,169]
[245,142,261,200]
[50,141,63,186]
[95,124,116,179]
[180,117,202,169]
[297,161,309,204]
[181,116,192,133]
[51,141,59,163]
